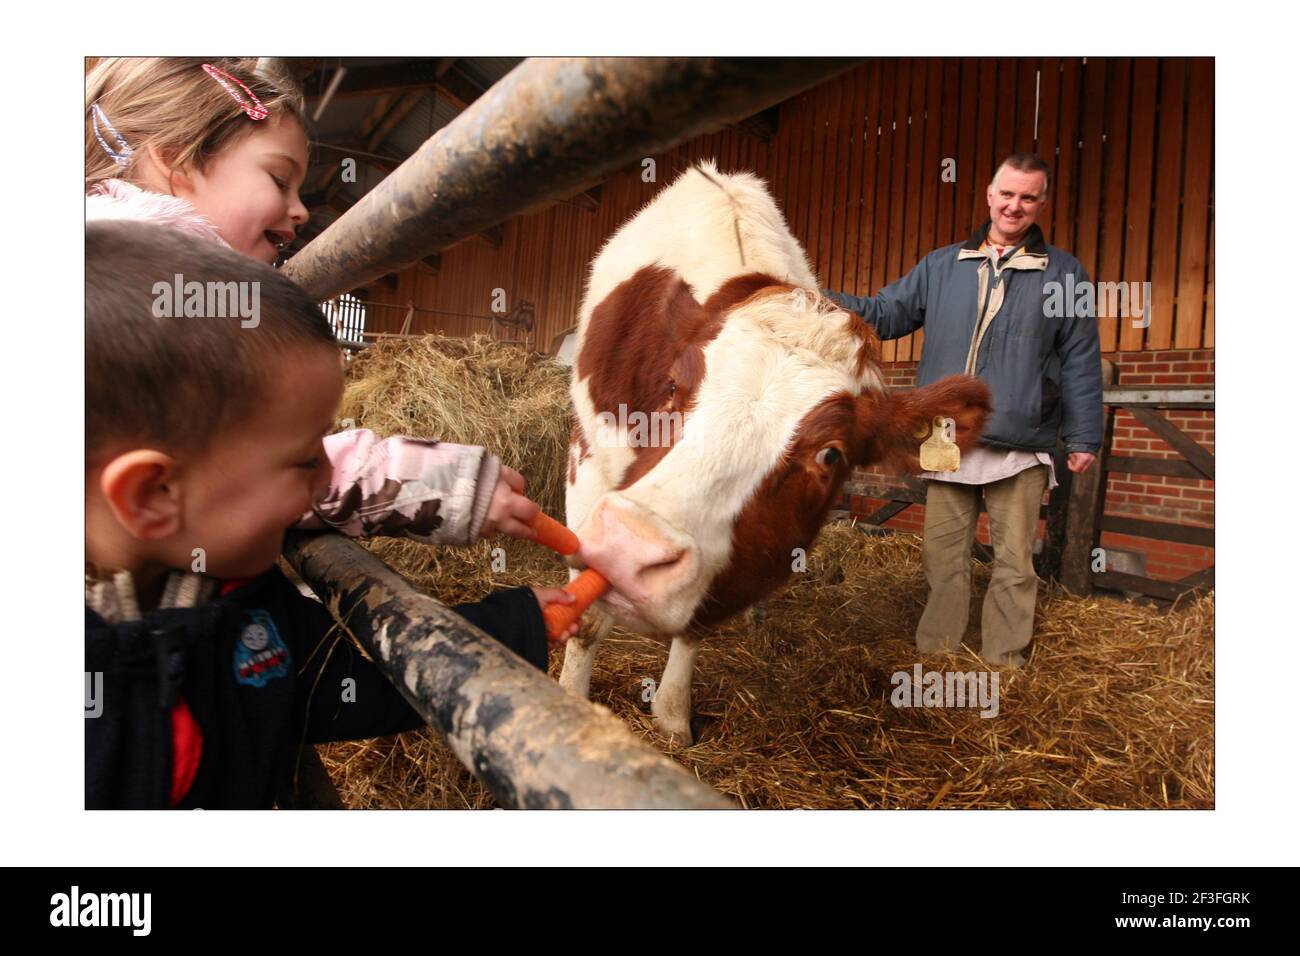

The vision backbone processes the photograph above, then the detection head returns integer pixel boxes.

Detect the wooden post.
[1059,359,1117,594]
[1040,440,1073,581]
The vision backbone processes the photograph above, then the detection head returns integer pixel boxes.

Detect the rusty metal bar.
[282,531,731,809]
[283,57,858,301]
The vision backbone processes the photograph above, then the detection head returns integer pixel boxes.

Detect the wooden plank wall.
[357,57,1214,357]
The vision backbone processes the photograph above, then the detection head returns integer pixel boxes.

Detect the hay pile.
[340,334,570,517]
[317,334,1214,809]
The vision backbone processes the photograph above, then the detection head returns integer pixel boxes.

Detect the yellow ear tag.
[918,416,961,472]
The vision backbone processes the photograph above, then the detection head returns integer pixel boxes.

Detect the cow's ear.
[854,375,992,474]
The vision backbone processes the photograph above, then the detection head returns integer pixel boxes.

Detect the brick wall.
[843,348,1215,583]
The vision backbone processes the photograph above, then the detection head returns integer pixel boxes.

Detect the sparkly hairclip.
[201,63,269,121]
[90,102,134,167]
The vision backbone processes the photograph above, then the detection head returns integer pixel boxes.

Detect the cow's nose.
[578,497,695,605]
[627,543,690,596]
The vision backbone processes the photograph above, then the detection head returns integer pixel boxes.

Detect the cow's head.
[570,265,991,636]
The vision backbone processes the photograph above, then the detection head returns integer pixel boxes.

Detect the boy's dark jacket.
[85,568,548,809]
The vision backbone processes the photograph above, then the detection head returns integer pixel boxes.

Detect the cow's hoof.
[981,649,1027,669]
[654,715,694,747]
[915,635,960,654]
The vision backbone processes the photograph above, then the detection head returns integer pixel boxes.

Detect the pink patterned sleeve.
[293,429,502,546]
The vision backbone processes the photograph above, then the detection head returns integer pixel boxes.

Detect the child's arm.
[294,428,506,546]
[275,573,573,746]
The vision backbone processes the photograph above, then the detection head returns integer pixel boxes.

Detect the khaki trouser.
[914,465,1048,665]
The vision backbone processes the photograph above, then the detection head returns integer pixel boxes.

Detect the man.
[823,153,1102,667]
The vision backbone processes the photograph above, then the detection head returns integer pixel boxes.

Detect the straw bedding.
[315,335,1214,809]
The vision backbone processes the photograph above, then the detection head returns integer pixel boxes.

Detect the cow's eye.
[816,446,842,468]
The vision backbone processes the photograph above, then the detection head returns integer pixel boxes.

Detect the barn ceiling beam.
[311,94,395,193]
[302,57,458,99]
[312,89,426,198]
[729,105,781,142]
[570,184,603,211]
[300,191,353,216]
[284,57,859,301]
[323,90,426,207]
[306,65,500,247]
[364,89,429,154]
[434,63,490,111]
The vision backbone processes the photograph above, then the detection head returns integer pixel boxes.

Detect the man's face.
[985,166,1047,245]
[173,344,343,579]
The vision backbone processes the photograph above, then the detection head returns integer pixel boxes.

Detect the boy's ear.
[99,450,183,541]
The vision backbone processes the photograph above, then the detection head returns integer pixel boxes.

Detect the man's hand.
[1067,452,1097,473]
[480,465,541,539]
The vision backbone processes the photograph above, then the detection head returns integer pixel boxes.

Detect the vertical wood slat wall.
[359,57,1214,358]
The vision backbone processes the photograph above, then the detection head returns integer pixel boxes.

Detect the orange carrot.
[543,568,610,641]
[529,511,581,556]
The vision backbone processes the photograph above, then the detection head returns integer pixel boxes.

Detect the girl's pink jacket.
[87,179,502,545]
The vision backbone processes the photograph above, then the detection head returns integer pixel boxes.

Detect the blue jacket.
[824,222,1103,454]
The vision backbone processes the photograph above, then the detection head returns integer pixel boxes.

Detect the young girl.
[86,56,577,639]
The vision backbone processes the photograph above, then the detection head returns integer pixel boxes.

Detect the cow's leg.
[652,635,700,745]
[560,429,612,700]
[558,607,613,699]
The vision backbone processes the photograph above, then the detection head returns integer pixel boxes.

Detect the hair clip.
[90,102,134,167]
[201,63,269,121]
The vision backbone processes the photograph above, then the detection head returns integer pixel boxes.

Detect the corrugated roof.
[384,92,461,158]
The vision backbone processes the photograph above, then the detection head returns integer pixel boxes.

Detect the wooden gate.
[1049,375,1214,602]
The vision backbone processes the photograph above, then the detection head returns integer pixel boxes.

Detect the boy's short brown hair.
[86,220,338,460]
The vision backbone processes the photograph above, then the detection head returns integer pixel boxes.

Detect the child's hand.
[481,465,541,540]
[532,587,580,646]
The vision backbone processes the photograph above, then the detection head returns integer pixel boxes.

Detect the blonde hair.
[85,57,307,191]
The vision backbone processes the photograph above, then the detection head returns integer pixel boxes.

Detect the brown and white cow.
[560,161,990,743]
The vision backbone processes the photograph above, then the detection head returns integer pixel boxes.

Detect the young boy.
[85,221,574,809]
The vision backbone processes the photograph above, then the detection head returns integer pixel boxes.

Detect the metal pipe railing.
[279,57,859,807]
[283,57,858,300]
[283,532,731,809]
